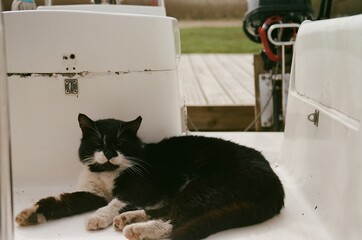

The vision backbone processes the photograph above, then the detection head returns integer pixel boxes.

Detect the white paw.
[15,205,46,226]
[123,220,172,240]
[123,224,143,240]
[85,213,112,230]
[114,210,148,231]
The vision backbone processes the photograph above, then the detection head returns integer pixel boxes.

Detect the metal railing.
[267,22,300,129]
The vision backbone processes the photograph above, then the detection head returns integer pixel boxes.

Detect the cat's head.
[78,113,143,172]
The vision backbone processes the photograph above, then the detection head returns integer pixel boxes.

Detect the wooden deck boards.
[179,54,256,131]
[180,54,254,106]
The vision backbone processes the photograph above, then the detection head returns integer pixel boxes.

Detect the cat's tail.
[170,196,284,240]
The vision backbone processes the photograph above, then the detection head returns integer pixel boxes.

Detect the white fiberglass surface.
[37,5,167,16]
[10,12,362,240]
[293,15,362,121]
[280,15,362,239]
[9,71,182,189]
[4,10,178,73]
[13,132,329,240]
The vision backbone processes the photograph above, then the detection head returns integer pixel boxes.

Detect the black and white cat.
[16,113,285,240]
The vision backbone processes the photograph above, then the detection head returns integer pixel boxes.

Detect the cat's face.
[78,113,143,172]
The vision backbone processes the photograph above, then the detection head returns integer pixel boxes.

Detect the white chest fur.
[76,167,121,202]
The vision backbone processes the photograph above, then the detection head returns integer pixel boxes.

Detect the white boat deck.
[13,132,329,240]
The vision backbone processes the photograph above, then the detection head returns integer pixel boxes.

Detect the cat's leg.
[15,191,107,226]
[113,209,149,231]
[85,198,126,230]
[114,210,172,240]
[122,220,172,240]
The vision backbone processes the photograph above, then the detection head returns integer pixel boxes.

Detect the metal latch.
[64,79,78,94]
[307,110,319,127]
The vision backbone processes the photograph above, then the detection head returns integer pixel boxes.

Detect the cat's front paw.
[123,224,142,240]
[85,213,112,231]
[123,220,172,240]
[114,210,148,231]
[15,205,46,226]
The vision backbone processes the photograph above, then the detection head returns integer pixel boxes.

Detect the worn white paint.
[4,10,183,188]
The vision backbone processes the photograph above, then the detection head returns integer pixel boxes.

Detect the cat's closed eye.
[86,138,103,149]
[116,139,126,147]
[95,142,103,149]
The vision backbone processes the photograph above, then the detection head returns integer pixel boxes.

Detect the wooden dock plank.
[178,54,256,131]
[178,56,207,105]
[179,54,255,106]
[217,54,255,96]
[186,106,255,131]
[229,54,254,79]
[203,54,254,105]
[189,54,233,105]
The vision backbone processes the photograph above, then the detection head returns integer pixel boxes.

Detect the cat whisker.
[82,156,95,165]
[127,165,148,179]
[124,156,153,176]
[128,161,152,177]
[135,162,152,175]
[125,156,153,168]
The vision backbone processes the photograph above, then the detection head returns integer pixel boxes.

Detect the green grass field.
[180,26,262,53]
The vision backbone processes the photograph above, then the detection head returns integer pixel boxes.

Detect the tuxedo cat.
[15,114,284,240]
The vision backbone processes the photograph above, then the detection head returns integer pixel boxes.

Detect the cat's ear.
[78,113,95,132]
[125,116,142,134]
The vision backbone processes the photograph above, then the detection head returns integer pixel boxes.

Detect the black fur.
[15,192,108,226]
[80,114,285,239]
[37,192,108,220]
[16,114,284,239]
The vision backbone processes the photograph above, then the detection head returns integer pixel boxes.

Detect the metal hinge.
[64,79,78,95]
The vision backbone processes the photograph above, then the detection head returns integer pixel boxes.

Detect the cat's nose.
[103,150,117,160]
